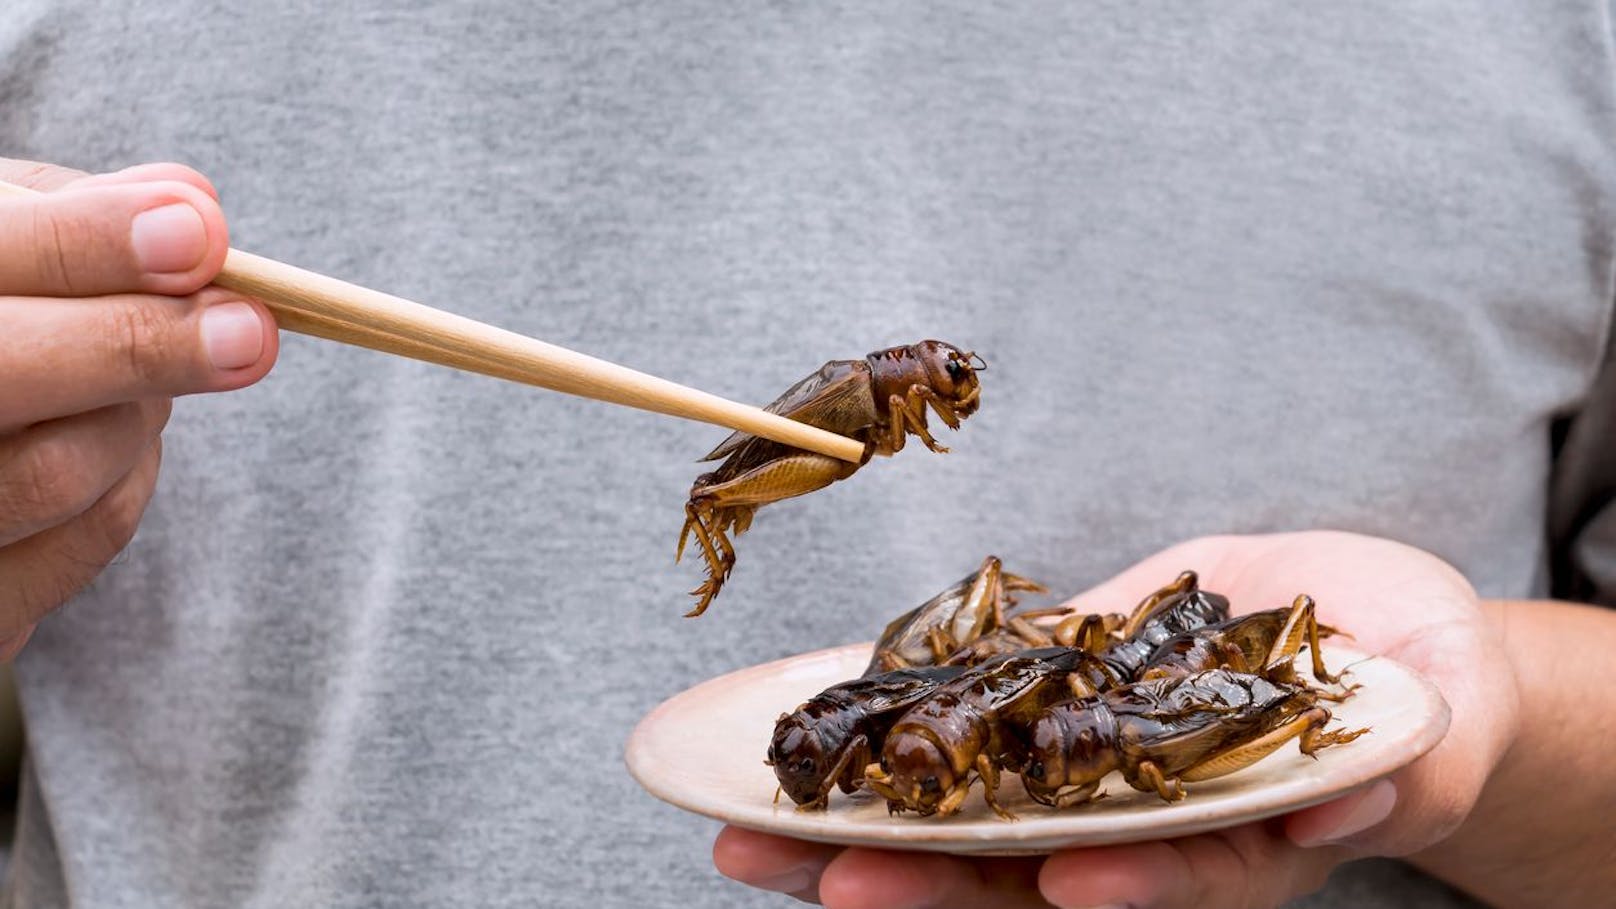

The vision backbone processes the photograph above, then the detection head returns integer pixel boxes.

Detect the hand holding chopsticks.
[0,177,865,463]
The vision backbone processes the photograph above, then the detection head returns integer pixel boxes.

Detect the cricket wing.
[701,359,874,462]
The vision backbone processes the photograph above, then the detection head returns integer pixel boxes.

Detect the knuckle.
[0,545,94,636]
[30,203,81,295]
[0,436,94,527]
[1290,859,1335,900]
[89,482,146,557]
[1181,831,1278,909]
[0,626,34,661]
[103,300,182,389]
[146,398,175,434]
[17,558,94,630]
[87,450,158,559]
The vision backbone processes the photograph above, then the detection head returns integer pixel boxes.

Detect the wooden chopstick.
[0,179,866,463]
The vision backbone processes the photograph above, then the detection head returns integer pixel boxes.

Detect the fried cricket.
[678,341,984,616]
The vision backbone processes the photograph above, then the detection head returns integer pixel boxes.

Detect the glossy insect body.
[1140,594,1346,686]
[867,555,1047,675]
[1020,669,1369,807]
[862,648,1120,819]
[1099,571,1232,679]
[768,665,968,809]
[678,341,985,617]
[944,609,1119,668]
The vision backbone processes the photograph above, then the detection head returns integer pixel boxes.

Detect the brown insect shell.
[1141,609,1292,679]
[1138,634,1238,680]
[768,703,857,805]
[1023,699,1123,799]
[1103,589,1232,679]
[770,666,968,806]
[1106,670,1305,776]
[864,342,981,448]
[866,559,1002,676]
[878,653,1073,809]
[883,690,984,799]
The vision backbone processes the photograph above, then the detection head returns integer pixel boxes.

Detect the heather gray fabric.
[3,2,1614,907]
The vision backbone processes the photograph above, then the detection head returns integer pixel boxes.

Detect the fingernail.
[201,301,264,370]
[1305,780,1397,846]
[131,203,207,273]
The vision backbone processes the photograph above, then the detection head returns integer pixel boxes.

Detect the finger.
[1041,825,1345,909]
[2,158,218,201]
[818,847,1046,909]
[0,157,87,193]
[0,399,171,547]
[0,625,36,663]
[65,162,221,201]
[0,179,228,297]
[713,827,841,903]
[0,288,278,428]
[0,438,161,640]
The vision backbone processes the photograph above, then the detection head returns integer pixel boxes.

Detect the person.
[3,3,1614,907]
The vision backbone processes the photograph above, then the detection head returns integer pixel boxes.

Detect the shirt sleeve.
[1548,306,1616,606]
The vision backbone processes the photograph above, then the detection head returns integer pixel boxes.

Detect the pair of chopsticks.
[0,179,865,463]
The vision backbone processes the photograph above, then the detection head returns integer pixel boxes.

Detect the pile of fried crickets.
[767,558,1367,819]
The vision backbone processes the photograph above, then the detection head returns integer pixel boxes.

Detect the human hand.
[0,158,278,658]
[714,531,1518,908]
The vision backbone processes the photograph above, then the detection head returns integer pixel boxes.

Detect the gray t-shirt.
[5,2,1615,907]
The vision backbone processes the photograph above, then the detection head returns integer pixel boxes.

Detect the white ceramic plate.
[626,643,1450,855]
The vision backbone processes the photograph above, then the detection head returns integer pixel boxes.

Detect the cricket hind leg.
[1262,594,1346,685]
[678,453,856,616]
[677,501,732,574]
[1177,706,1369,783]
[1298,708,1371,754]
[678,502,743,618]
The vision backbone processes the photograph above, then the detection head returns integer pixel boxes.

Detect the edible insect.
[677,341,985,617]
[1139,594,1348,687]
[767,665,968,810]
[867,555,1047,675]
[861,647,1119,819]
[1019,668,1369,808]
[1097,570,1232,680]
